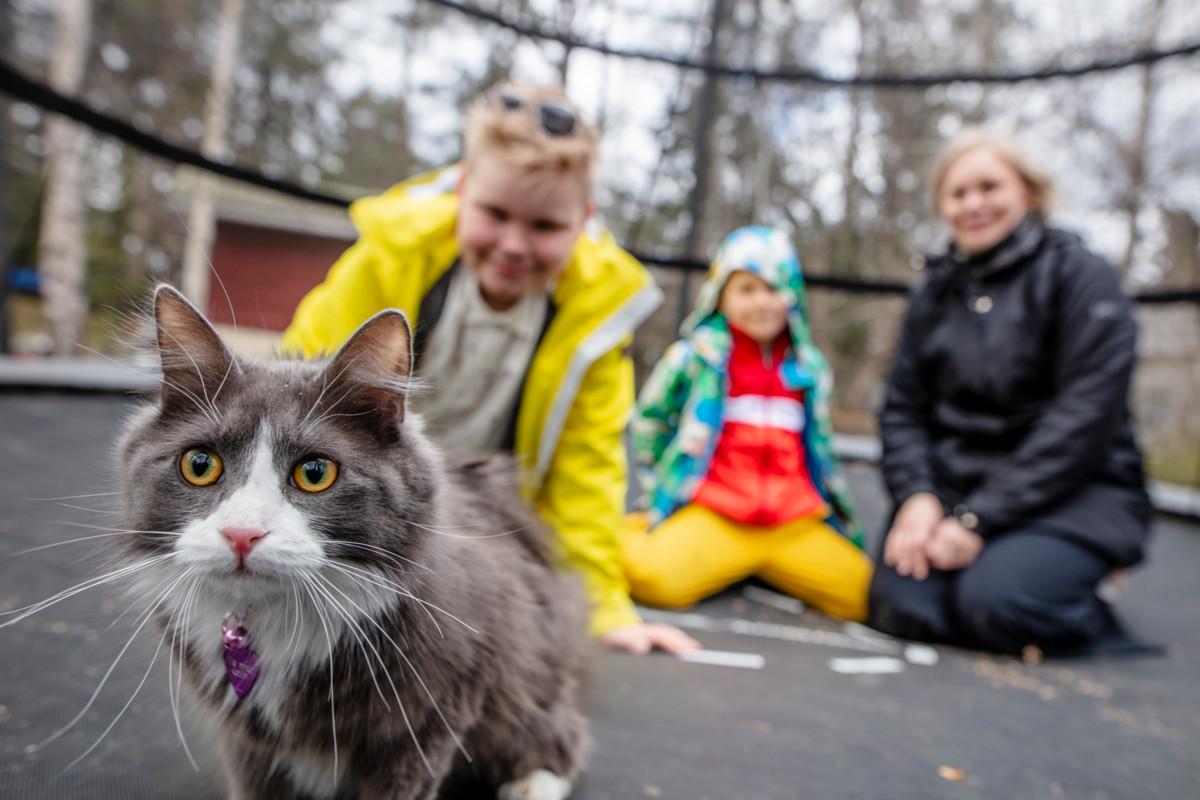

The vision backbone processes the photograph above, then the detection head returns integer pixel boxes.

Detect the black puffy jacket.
[880,214,1152,567]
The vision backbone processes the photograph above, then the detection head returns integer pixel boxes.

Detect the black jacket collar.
[929,212,1047,280]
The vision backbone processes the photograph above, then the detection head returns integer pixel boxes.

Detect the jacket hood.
[682,226,811,337]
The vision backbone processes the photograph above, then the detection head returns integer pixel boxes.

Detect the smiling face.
[719,270,789,345]
[937,146,1036,256]
[455,159,594,311]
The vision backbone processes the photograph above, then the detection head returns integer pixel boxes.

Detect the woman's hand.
[883,492,943,581]
[601,622,701,655]
[925,518,985,572]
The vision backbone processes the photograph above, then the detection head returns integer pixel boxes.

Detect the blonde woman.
[868,128,1154,655]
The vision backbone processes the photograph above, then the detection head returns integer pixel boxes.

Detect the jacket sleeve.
[629,340,692,507]
[964,252,1137,535]
[280,238,395,358]
[536,340,642,636]
[879,284,940,506]
[807,355,865,546]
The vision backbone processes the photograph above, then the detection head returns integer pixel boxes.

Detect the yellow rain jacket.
[281,167,663,635]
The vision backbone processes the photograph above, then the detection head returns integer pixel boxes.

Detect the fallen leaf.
[644,786,662,797]
[937,765,967,782]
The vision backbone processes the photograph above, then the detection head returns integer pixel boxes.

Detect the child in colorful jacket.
[624,226,872,621]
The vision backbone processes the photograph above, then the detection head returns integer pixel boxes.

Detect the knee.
[866,567,945,642]
[836,563,873,623]
[953,580,1041,652]
[626,569,701,610]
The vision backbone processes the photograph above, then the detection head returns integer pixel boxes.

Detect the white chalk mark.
[678,649,765,670]
[829,657,905,675]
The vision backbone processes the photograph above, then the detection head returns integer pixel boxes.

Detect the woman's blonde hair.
[463,83,599,199]
[929,127,1057,213]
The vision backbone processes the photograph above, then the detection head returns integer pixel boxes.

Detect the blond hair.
[463,83,599,199]
[929,127,1057,213]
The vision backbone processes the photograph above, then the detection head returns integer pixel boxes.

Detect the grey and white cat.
[116,286,588,799]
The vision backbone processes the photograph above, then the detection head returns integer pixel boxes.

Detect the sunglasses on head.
[494,91,578,137]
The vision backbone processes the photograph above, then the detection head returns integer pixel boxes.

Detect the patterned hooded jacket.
[631,226,863,546]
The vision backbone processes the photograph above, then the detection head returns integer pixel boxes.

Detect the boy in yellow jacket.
[282,84,697,655]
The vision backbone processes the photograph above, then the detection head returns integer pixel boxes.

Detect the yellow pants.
[621,505,873,622]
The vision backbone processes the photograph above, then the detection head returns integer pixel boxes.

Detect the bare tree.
[0,0,12,353]
[1119,0,1166,275]
[180,0,244,312]
[38,0,92,356]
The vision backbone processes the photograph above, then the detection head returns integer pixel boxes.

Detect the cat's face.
[117,287,439,597]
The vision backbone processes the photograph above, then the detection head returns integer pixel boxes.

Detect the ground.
[0,392,1196,799]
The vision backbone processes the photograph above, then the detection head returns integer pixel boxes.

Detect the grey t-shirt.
[411,267,548,452]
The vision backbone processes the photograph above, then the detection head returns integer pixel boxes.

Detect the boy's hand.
[924,518,984,572]
[883,492,943,581]
[601,622,701,655]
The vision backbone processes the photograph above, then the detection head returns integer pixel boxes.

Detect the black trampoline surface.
[1,392,1197,799]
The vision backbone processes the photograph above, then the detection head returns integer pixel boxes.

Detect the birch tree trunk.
[1120,0,1165,277]
[180,0,244,313]
[0,0,12,353]
[556,0,576,84]
[38,0,91,356]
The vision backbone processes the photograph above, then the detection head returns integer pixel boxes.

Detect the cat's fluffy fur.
[116,286,588,799]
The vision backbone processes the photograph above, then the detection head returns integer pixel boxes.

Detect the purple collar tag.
[222,614,261,699]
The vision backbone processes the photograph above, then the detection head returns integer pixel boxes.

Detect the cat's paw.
[497,769,572,800]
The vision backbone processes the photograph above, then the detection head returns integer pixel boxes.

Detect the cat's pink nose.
[221,527,268,562]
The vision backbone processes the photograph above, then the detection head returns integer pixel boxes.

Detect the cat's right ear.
[153,285,237,416]
[321,310,413,430]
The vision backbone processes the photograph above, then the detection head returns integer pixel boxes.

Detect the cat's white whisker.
[0,554,174,627]
[394,512,533,541]
[322,538,431,575]
[286,577,304,657]
[301,383,360,435]
[303,409,373,428]
[53,502,118,514]
[11,529,178,556]
[322,562,445,638]
[302,573,393,712]
[295,577,339,781]
[211,353,237,408]
[333,576,472,765]
[167,574,202,771]
[167,188,239,335]
[107,564,182,632]
[307,572,436,778]
[298,355,361,431]
[26,491,120,502]
[160,376,220,423]
[158,326,222,422]
[325,561,480,636]
[77,343,220,425]
[63,609,173,772]
[52,521,182,537]
[39,566,191,750]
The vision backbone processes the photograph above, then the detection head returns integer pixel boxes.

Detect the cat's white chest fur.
[170,570,397,731]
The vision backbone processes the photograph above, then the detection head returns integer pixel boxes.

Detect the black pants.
[868,527,1127,655]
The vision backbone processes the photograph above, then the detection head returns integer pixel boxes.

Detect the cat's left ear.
[153,285,238,416]
[322,310,413,428]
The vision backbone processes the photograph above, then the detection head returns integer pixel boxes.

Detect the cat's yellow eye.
[180,448,223,487]
[293,457,338,493]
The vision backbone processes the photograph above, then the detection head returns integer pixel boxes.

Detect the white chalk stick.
[678,649,766,670]
[903,644,939,666]
[828,656,906,674]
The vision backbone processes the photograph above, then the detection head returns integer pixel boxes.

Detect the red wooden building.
[197,178,360,355]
